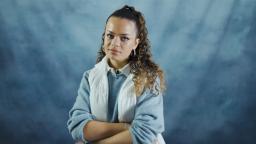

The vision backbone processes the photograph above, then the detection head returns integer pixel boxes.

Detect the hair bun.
[123,5,135,12]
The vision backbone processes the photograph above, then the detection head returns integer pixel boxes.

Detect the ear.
[133,38,140,50]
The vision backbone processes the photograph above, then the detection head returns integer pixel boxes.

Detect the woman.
[67,5,166,144]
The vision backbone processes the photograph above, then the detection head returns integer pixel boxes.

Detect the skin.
[83,16,140,143]
[83,121,131,143]
[103,16,140,69]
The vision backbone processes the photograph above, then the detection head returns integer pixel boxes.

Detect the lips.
[109,49,120,54]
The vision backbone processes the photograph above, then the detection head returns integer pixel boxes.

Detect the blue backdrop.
[0,0,255,144]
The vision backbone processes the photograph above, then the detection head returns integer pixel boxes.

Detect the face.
[103,16,140,68]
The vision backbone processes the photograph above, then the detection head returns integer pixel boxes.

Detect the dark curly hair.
[97,5,166,96]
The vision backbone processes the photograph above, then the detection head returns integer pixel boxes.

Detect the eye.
[121,37,129,42]
[106,34,114,39]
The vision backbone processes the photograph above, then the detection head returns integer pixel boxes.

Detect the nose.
[111,37,121,47]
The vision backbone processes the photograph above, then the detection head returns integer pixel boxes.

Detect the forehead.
[105,17,137,35]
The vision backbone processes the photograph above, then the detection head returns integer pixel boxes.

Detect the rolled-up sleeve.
[129,89,165,144]
[67,71,95,143]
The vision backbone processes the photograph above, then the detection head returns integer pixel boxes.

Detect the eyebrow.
[106,30,130,36]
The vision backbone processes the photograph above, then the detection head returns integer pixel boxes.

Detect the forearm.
[93,130,132,144]
[83,120,129,141]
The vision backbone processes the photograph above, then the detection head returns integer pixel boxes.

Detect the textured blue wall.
[0,0,255,143]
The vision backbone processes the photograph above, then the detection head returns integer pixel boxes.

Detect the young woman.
[67,5,166,144]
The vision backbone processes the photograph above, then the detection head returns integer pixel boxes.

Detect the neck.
[108,58,128,69]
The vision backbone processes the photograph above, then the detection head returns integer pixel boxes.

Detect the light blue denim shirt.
[67,64,165,144]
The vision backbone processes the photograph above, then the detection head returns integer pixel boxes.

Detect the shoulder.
[80,68,94,83]
[137,77,162,101]
[149,76,161,96]
[82,64,98,78]
[81,64,101,81]
[82,69,91,78]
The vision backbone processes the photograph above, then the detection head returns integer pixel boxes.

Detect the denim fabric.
[67,68,164,144]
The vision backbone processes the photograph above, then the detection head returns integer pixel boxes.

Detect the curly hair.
[96,5,166,96]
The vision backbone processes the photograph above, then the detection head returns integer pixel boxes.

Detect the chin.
[106,54,119,61]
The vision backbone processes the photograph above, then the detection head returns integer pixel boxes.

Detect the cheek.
[103,39,110,48]
[124,48,133,56]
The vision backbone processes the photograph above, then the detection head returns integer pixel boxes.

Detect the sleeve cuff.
[79,118,95,143]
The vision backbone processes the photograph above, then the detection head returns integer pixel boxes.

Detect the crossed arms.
[83,120,132,144]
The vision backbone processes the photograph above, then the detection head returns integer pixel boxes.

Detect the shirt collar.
[106,60,131,77]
